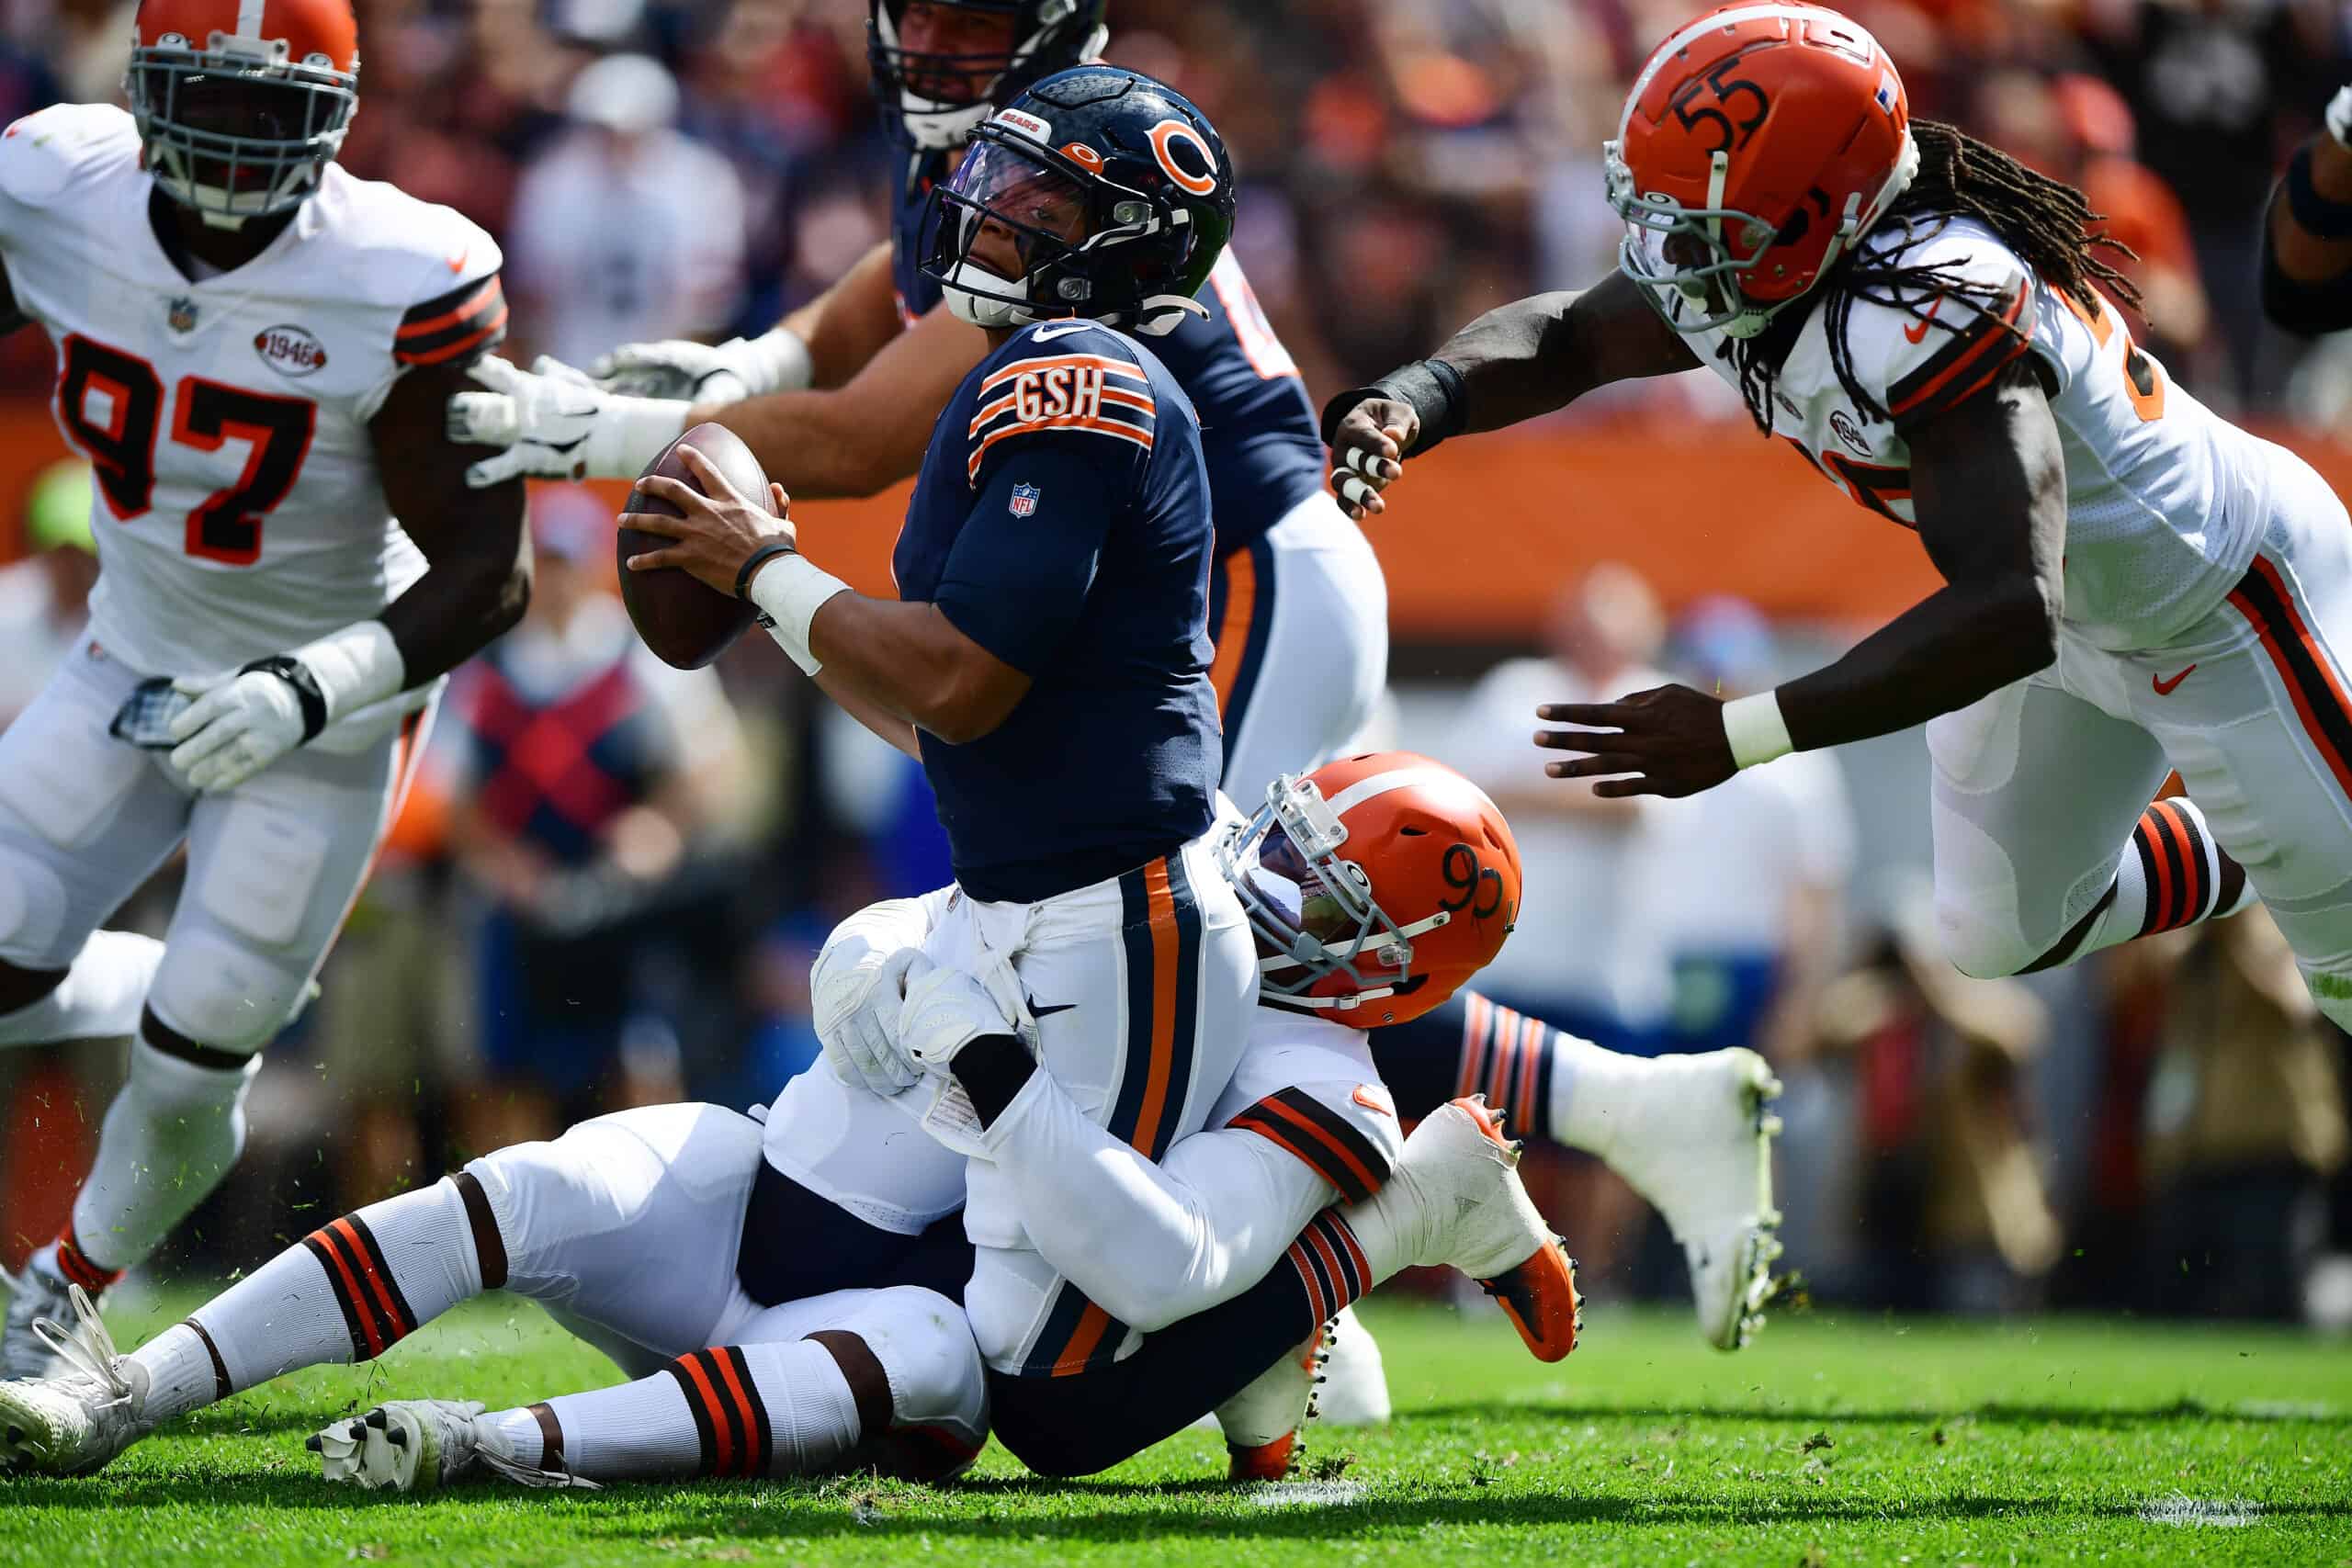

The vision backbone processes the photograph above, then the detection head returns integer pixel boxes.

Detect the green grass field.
[6,1291,2351,1565]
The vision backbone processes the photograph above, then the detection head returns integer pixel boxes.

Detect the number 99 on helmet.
[1221,752,1523,1029]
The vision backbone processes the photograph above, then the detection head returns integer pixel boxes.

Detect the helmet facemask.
[1606,130,1918,338]
[129,30,356,228]
[1218,774,1454,1016]
[869,0,1107,152]
[922,121,1202,333]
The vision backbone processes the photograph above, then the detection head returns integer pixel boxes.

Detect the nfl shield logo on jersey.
[1009,483,1041,518]
[165,295,199,334]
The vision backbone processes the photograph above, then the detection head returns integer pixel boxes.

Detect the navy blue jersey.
[893,152,1325,557]
[892,317,1220,904]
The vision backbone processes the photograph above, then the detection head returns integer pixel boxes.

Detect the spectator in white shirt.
[505,52,749,370]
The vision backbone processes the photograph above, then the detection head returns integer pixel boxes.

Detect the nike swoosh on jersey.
[1031,321,1098,341]
[447,246,469,274]
[2153,664,2197,695]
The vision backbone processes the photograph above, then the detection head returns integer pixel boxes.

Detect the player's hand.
[815,942,930,1098]
[1532,682,1737,799]
[899,963,1023,1073]
[446,355,686,489]
[619,443,797,596]
[1327,397,1416,520]
[165,667,310,792]
[589,338,752,404]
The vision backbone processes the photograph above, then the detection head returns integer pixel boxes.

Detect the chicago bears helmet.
[127,0,359,225]
[869,0,1108,151]
[1607,3,1916,338]
[922,64,1235,336]
[1222,752,1523,1029]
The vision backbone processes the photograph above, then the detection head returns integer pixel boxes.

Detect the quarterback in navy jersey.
[448,0,1384,804]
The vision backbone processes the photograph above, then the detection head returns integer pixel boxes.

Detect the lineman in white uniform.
[0,0,529,1374]
[1331,4,2352,1025]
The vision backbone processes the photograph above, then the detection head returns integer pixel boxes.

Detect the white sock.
[0,931,164,1046]
[530,1341,862,1481]
[70,1035,257,1272]
[134,1178,492,1421]
[1544,1032,1657,1163]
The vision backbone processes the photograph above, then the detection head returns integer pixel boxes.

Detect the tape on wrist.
[748,552,852,677]
[1722,691,1793,771]
[2288,146,2352,241]
[288,620,405,729]
[742,327,815,395]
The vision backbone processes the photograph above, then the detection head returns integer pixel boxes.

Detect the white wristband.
[1722,691,1793,771]
[738,327,815,396]
[293,620,405,723]
[749,552,853,677]
[596,396,692,479]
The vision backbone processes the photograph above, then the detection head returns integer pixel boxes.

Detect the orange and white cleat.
[1214,1321,1325,1482]
[1374,1096,1584,1362]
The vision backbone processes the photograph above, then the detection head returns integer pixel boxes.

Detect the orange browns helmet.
[1220,751,1522,1029]
[1606,3,1916,339]
[128,0,360,224]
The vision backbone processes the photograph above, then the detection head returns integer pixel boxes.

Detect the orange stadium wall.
[6,402,2351,637]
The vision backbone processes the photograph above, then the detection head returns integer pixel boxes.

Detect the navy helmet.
[868,0,1107,151]
[921,64,1236,337]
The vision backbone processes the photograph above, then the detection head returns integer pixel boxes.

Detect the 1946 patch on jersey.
[1009,482,1040,517]
[254,324,329,378]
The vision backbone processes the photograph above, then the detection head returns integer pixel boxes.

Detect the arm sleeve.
[1852,233,2046,434]
[929,435,1130,675]
[2261,176,2352,335]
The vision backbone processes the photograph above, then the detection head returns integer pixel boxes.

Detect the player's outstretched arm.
[1534,358,2064,797]
[593,240,909,402]
[696,304,991,500]
[369,359,532,682]
[1322,270,1699,518]
[2263,87,2352,336]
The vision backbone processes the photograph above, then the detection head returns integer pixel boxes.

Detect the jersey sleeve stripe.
[395,275,510,367]
[1887,281,2031,425]
[978,353,1149,394]
[967,416,1155,484]
[968,386,1158,441]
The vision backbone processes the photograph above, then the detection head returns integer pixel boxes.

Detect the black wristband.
[2287,145,2352,241]
[735,542,798,603]
[239,655,329,742]
[1318,358,1467,457]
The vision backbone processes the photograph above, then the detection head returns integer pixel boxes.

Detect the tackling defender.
[0,755,1570,1489]
[1329,3,2352,1026]
[459,0,1784,1361]
[0,0,527,1374]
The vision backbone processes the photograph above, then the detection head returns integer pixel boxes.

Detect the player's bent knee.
[849,1285,989,1465]
[146,933,304,1057]
[1933,896,2035,980]
[0,840,74,979]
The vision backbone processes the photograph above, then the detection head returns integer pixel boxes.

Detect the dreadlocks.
[1735,118,2142,433]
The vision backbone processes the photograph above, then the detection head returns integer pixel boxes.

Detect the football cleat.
[0,1259,81,1382]
[1372,1096,1582,1361]
[1215,1323,1322,1482]
[309,1401,594,1493]
[1595,1047,1784,1350]
[1313,1304,1391,1427]
[0,1285,153,1476]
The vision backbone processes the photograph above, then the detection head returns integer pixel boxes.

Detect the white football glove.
[589,328,813,404]
[898,962,1023,1075]
[446,355,687,489]
[166,668,309,792]
[815,942,930,1099]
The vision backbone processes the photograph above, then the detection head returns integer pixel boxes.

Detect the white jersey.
[0,103,506,681]
[1678,215,2280,651]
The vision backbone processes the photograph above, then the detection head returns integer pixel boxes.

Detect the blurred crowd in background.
[4,0,2352,1327]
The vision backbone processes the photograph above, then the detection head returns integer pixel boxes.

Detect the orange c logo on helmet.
[1147,118,1216,196]
[1062,141,1105,172]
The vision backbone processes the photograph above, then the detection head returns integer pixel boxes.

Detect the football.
[617,422,770,670]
